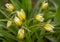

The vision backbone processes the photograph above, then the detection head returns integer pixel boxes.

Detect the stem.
[22,26,31,32]
[29,23,42,29]
[0,19,8,21]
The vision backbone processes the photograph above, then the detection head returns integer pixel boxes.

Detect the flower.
[5,3,14,11]
[44,23,54,32]
[17,9,26,21]
[17,28,24,40]
[41,1,48,10]
[14,16,22,26]
[35,13,44,22]
[7,20,12,27]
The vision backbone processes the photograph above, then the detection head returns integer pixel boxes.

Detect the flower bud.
[5,3,14,11]
[41,1,48,10]
[44,24,54,32]
[35,13,44,22]
[17,9,26,21]
[7,20,12,27]
[14,16,22,26]
[17,28,24,40]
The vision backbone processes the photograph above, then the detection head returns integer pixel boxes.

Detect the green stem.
[29,23,43,29]
[0,19,8,21]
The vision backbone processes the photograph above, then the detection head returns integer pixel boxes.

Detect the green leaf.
[51,0,60,25]
[0,9,9,19]
[20,0,32,19]
[21,0,32,12]
[30,0,44,18]
[54,6,60,25]
[46,36,58,42]
[52,0,60,5]
[0,29,18,41]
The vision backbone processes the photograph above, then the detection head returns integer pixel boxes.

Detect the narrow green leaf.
[52,0,60,5]
[51,0,60,25]
[10,0,22,10]
[20,0,32,19]
[54,6,60,25]
[0,9,9,19]
[30,0,44,18]
[46,36,58,42]
[0,30,18,41]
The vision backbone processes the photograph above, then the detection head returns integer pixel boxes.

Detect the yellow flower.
[14,16,22,26]
[44,24,54,32]
[17,28,24,40]
[17,9,26,21]
[35,14,44,22]
[5,3,14,11]
[41,1,48,10]
[7,20,12,27]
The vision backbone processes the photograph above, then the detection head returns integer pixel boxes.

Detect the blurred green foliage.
[0,0,60,42]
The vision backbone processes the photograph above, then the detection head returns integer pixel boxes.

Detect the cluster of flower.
[5,1,54,40]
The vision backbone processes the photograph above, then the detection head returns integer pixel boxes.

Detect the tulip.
[5,3,14,11]
[17,9,26,21]
[44,23,54,32]
[17,28,24,40]
[14,16,22,26]
[35,13,44,22]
